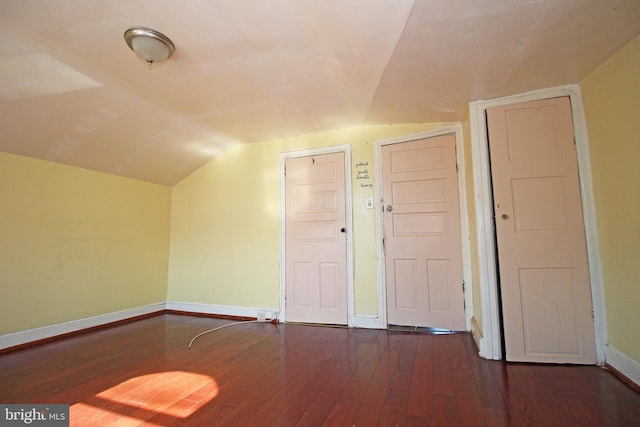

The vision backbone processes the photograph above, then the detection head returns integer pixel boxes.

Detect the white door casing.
[469,85,606,363]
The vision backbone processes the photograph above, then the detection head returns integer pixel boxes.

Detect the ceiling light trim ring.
[124,27,175,65]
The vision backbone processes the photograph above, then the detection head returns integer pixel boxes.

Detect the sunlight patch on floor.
[71,371,218,424]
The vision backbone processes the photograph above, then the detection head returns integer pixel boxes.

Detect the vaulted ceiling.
[1,0,639,185]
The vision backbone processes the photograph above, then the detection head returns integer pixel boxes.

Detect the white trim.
[352,314,385,329]
[0,302,165,350]
[568,88,607,364]
[279,145,355,326]
[373,138,387,327]
[166,301,279,320]
[0,301,286,350]
[605,345,640,388]
[470,316,483,351]
[469,84,606,363]
[469,101,502,360]
[373,123,473,331]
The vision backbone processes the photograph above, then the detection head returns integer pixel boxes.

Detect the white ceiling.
[1,0,639,185]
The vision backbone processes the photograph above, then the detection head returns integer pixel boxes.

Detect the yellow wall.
[168,124,444,315]
[0,152,172,334]
[581,35,640,364]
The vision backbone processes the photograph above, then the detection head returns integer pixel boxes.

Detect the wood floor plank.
[483,406,513,427]
[295,367,349,427]
[378,369,413,426]
[448,334,488,427]
[350,342,400,426]
[432,394,459,426]
[1,314,640,426]
[377,334,418,425]
[322,330,388,426]
[407,334,433,418]
[432,334,455,397]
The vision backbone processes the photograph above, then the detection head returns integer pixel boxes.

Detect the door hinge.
[573,137,577,147]
[456,163,459,173]
[284,165,286,177]
[592,309,594,320]
[462,281,466,309]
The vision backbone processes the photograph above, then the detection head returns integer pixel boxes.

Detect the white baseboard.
[169,302,385,329]
[4,302,478,351]
[166,301,280,321]
[471,317,501,360]
[351,314,385,329]
[0,302,166,351]
[605,344,640,388]
[470,316,483,353]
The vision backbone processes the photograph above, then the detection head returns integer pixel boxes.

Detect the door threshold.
[286,321,348,329]
[387,324,462,335]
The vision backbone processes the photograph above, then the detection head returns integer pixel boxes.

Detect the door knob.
[386,205,393,212]
[340,227,346,233]
[501,214,509,220]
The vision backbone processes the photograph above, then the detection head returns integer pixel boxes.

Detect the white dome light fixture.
[124,27,175,66]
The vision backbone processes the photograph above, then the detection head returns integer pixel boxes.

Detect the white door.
[487,97,596,363]
[382,134,465,330]
[285,152,348,325]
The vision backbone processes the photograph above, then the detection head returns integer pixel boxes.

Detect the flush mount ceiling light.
[124,27,175,66]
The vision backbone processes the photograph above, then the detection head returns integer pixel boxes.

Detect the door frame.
[469,84,606,363]
[279,145,354,325]
[374,124,473,329]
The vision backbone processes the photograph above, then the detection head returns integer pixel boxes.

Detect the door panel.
[382,134,465,330]
[519,268,580,355]
[487,97,596,363]
[285,152,347,325]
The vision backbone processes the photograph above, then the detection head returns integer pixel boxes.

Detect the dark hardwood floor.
[1,314,639,426]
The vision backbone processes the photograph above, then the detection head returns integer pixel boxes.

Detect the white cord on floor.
[188,319,275,349]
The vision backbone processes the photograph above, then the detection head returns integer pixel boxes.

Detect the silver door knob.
[386,205,393,212]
